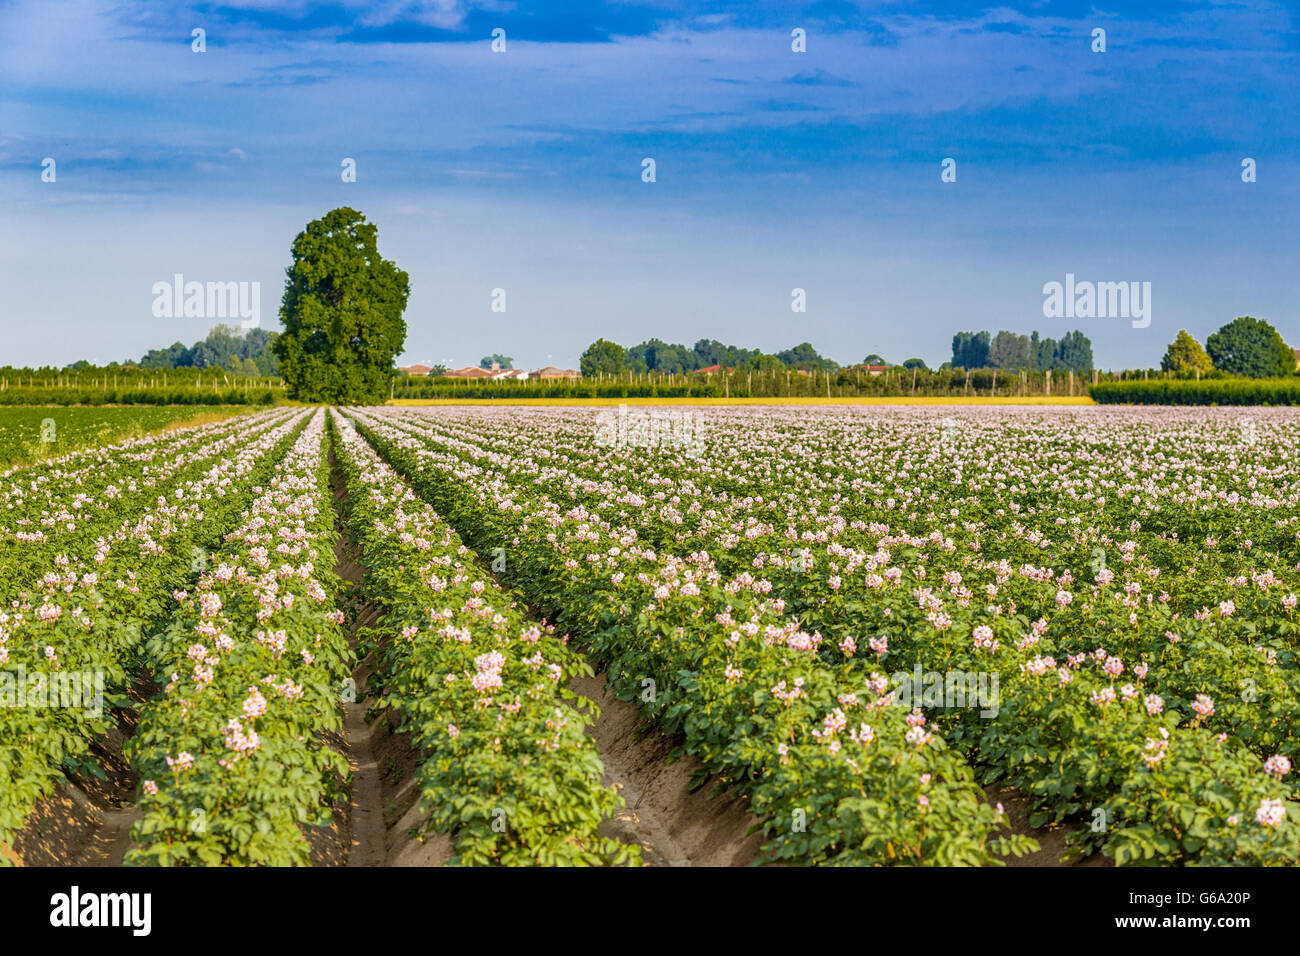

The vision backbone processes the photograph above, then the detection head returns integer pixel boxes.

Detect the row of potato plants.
[1,409,303,860]
[366,406,1300,864]
[330,412,636,865]
[125,410,354,866]
[0,408,281,602]
[349,408,1036,865]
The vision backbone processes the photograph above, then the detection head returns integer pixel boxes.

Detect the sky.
[1,0,1297,371]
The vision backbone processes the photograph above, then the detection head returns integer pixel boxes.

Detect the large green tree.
[1205,316,1292,378]
[1160,329,1214,377]
[579,338,627,377]
[274,207,410,403]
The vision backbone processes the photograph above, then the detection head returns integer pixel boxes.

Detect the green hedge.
[0,386,281,406]
[1091,377,1300,405]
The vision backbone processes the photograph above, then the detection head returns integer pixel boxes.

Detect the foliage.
[777,342,840,372]
[587,337,838,375]
[578,338,627,378]
[332,414,636,865]
[1091,378,1300,405]
[1160,329,1215,377]
[274,208,410,404]
[354,410,1046,865]
[138,325,279,376]
[0,410,305,860]
[128,412,353,865]
[950,333,988,370]
[351,404,1300,867]
[1206,316,1294,378]
[0,406,250,467]
[954,329,1092,372]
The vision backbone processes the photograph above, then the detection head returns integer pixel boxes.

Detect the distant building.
[491,368,528,380]
[445,366,493,378]
[532,366,581,380]
[397,364,432,376]
[866,364,889,376]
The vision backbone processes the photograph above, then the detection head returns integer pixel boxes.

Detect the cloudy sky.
[1,0,1296,370]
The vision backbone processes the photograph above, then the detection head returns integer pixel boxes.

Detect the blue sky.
[1,0,1296,370]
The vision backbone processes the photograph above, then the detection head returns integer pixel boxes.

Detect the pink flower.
[1256,799,1285,828]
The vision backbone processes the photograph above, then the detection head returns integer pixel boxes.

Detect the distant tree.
[1055,330,1094,373]
[1160,329,1214,377]
[274,207,410,404]
[950,331,989,369]
[479,354,514,369]
[65,360,91,371]
[692,339,726,368]
[140,341,190,369]
[611,337,835,374]
[747,353,785,372]
[241,327,273,359]
[579,339,628,378]
[988,330,1035,370]
[862,353,887,366]
[240,357,260,377]
[253,350,278,376]
[429,364,448,376]
[1206,316,1293,378]
[627,338,700,374]
[190,342,223,369]
[901,357,929,371]
[627,338,676,373]
[778,342,838,371]
[134,324,277,372]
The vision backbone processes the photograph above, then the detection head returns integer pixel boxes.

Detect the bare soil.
[331,457,451,866]
[10,708,141,866]
[571,672,764,866]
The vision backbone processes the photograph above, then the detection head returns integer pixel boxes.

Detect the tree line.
[950,329,1094,372]
[1160,318,1294,378]
[579,338,841,378]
